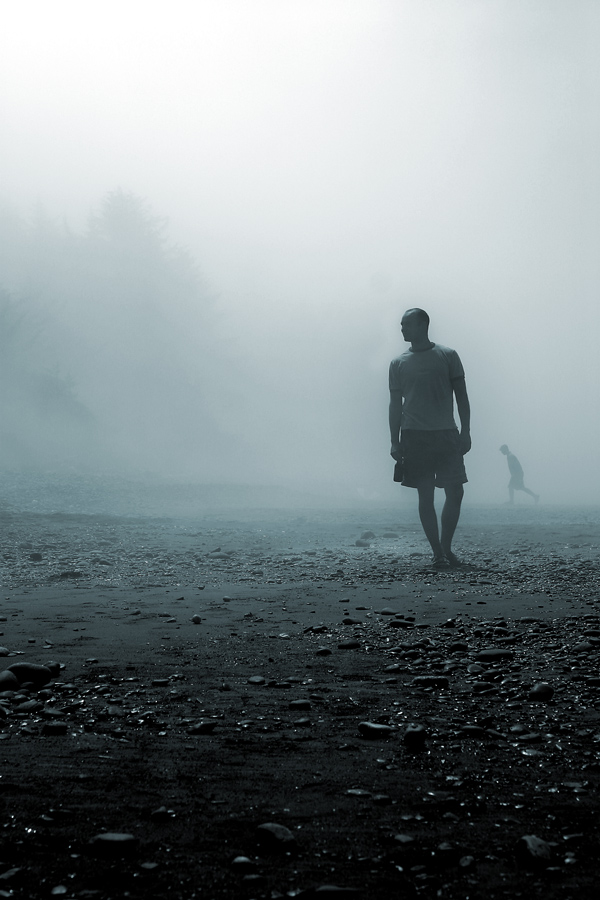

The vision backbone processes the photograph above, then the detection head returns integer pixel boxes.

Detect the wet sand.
[1,501,599,899]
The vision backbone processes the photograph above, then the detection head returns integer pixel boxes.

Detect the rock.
[0,670,19,690]
[316,647,332,656]
[515,834,553,867]
[342,618,362,625]
[338,640,361,650]
[379,608,398,616]
[403,723,427,750]
[89,832,139,857]
[188,721,217,735]
[360,531,376,540]
[355,540,370,548]
[44,661,62,677]
[231,856,257,872]
[388,619,413,629]
[529,682,554,702]
[256,822,296,853]
[0,648,9,657]
[289,699,311,710]
[248,676,266,685]
[7,663,53,688]
[476,648,514,662]
[191,615,202,624]
[358,721,395,739]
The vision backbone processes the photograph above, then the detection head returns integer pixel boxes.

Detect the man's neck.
[410,338,434,352]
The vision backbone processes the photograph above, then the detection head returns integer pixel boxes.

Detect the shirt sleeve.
[389,360,402,393]
[448,350,465,381]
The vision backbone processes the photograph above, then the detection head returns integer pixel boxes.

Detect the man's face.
[401,313,420,343]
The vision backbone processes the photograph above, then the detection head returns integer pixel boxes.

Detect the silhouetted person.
[500,444,539,504]
[389,308,471,568]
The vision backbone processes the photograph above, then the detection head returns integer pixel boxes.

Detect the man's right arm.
[389,391,403,460]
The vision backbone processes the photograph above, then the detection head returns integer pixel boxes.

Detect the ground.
[0,491,599,899]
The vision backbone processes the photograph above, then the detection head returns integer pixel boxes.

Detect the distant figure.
[500,445,539,504]
[389,308,471,569]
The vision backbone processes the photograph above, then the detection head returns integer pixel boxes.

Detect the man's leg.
[440,483,464,557]
[416,479,444,560]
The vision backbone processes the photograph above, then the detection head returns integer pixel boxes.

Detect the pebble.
[188,721,217,735]
[476,648,514,662]
[355,540,370,548]
[338,640,361,650]
[0,671,19,690]
[191,615,202,624]
[515,834,553,867]
[316,647,332,656]
[7,663,53,688]
[89,832,139,857]
[403,723,427,750]
[42,721,68,736]
[528,682,554,702]
[256,821,296,852]
[247,675,266,685]
[357,721,395,739]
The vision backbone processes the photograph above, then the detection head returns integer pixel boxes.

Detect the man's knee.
[445,483,464,502]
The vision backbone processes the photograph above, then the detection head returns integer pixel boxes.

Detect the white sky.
[1,1,599,501]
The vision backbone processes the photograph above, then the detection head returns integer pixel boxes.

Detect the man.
[499,445,539,504]
[389,308,471,568]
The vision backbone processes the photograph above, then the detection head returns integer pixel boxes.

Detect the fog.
[1,0,599,506]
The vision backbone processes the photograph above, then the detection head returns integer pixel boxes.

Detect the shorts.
[400,429,467,489]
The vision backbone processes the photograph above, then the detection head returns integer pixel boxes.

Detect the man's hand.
[390,443,402,461]
[460,432,471,454]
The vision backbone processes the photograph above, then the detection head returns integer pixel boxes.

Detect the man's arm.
[452,376,471,454]
[389,391,403,460]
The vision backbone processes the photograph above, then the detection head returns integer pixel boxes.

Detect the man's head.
[401,308,430,343]
[500,445,509,455]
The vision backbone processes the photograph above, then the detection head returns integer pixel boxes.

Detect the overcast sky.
[1,1,599,503]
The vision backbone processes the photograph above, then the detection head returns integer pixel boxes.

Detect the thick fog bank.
[1,2,599,505]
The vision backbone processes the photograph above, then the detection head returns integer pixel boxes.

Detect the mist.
[1,0,599,506]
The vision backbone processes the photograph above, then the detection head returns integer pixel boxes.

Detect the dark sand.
[1,498,599,899]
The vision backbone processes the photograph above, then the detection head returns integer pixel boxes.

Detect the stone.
[0,671,19,690]
[358,721,395,739]
[188,721,217,735]
[248,675,266,685]
[379,608,398,616]
[338,640,361,650]
[191,615,202,624]
[355,540,370,548]
[0,648,9,657]
[89,832,139,857]
[388,619,413,629]
[256,822,296,852]
[289,699,311,710]
[316,647,332,656]
[515,834,553,867]
[7,662,53,688]
[314,886,362,895]
[529,682,554,702]
[476,649,514,662]
[403,723,427,750]
[360,531,376,540]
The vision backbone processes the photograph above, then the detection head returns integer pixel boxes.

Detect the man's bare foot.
[445,551,464,567]
[431,555,451,569]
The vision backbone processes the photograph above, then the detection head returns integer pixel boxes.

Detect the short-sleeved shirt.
[389,343,464,431]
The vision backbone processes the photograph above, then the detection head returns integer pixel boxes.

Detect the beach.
[1,486,599,899]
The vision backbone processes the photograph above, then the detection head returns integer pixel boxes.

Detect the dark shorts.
[400,429,467,489]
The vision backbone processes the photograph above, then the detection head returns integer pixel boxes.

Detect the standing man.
[389,308,471,568]
[499,445,539,504]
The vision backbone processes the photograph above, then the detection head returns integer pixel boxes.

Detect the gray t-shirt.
[389,343,465,431]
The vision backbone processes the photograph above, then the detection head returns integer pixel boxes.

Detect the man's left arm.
[452,376,471,454]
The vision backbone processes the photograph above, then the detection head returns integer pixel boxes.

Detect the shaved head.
[403,308,430,328]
